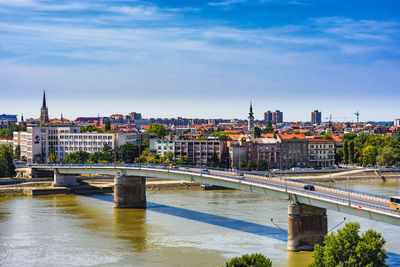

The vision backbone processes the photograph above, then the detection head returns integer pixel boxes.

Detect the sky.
[1,0,400,122]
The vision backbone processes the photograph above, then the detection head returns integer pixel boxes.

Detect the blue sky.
[1,0,400,122]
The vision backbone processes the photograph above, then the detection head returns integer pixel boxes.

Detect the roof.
[307,138,334,142]
[278,133,306,140]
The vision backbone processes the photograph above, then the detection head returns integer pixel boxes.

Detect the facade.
[149,139,175,156]
[278,134,308,168]
[248,102,254,132]
[229,145,247,169]
[174,140,226,165]
[264,111,272,122]
[117,132,152,146]
[272,110,283,124]
[394,119,400,127]
[311,110,322,124]
[307,138,335,168]
[14,126,116,163]
[239,139,280,168]
[0,114,17,123]
[40,91,49,125]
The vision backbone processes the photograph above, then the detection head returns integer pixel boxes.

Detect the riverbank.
[0,177,202,197]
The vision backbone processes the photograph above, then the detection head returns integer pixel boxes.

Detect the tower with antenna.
[354,111,360,124]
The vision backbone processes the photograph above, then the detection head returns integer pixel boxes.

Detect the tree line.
[336,132,400,166]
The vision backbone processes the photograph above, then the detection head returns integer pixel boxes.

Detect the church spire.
[248,101,254,132]
[42,90,47,108]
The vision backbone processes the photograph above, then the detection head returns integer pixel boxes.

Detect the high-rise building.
[40,90,49,125]
[394,119,400,127]
[311,110,322,124]
[264,111,272,122]
[248,101,254,132]
[272,110,283,123]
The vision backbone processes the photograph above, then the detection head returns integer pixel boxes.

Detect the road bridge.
[32,164,400,251]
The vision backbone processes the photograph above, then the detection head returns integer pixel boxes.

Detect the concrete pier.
[114,175,146,209]
[53,170,78,187]
[287,203,327,251]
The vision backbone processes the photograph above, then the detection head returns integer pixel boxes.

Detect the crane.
[354,111,360,123]
[325,114,353,122]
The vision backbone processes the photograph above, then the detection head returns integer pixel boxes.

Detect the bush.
[225,253,272,267]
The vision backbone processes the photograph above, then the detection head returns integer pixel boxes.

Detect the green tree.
[145,123,167,139]
[0,145,15,178]
[14,145,21,161]
[81,125,105,133]
[264,121,274,134]
[349,141,355,164]
[257,159,269,171]
[362,145,377,166]
[176,156,189,165]
[225,253,272,267]
[322,132,334,140]
[105,120,111,131]
[343,140,349,164]
[117,143,139,163]
[48,152,59,164]
[63,151,90,164]
[254,127,261,138]
[208,153,220,167]
[310,222,387,267]
[376,146,400,167]
[335,148,343,165]
[165,151,174,163]
[247,160,256,170]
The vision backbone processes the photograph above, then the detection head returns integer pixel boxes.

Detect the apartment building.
[307,138,335,168]
[311,110,322,124]
[174,140,226,165]
[278,134,308,168]
[149,139,175,156]
[14,126,116,163]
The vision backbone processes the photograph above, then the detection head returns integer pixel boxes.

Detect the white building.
[307,138,335,168]
[394,119,400,127]
[149,139,175,156]
[14,126,117,163]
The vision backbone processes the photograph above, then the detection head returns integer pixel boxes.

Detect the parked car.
[303,185,315,191]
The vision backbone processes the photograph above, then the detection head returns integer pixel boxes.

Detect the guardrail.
[29,163,400,217]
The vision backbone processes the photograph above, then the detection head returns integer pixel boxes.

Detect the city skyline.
[1,0,400,120]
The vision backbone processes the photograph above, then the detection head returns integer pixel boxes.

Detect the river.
[0,181,399,266]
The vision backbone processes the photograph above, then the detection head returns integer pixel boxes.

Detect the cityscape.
[1,0,400,266]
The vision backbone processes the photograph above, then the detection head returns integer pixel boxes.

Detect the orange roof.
[279,134,306,140]
[331,135,342,142]
[142,125,150,130]
[296,129,311,133]
[260,133,274,138]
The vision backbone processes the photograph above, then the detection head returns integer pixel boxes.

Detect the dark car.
[236,172,244,177]
[303,185,315,191]
[201,169,210,174]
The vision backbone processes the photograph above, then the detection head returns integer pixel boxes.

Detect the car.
[236,172,244,177]
[201,169,210,174]
[303,185,315,191]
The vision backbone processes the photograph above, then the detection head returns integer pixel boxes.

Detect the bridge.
[32,164,400,252]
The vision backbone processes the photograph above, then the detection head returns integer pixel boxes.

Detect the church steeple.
[40,90,49,125]
[248,101,254,132]
[42,90,47,108]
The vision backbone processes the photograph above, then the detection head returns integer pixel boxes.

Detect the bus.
[389,196,400,211]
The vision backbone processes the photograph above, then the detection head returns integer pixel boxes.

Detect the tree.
[175,156,188,165]
[343,140,349,164]
[0,145,15,178]
[81,125,105,133]
[376,146,400,167]
[254,127,261,138]
[247,160,256,170]
[164,151,174,163]
[362,145,377,166]
[335,148,343,165]
[105,120,111,131]
[264,121,274,134]
[208,153,220,167]
[118,143,139,163]
[310,222,387,267]
[225,253,272,267]
[63,151,90,164]
[257,158,269,171]
[349,141,355,164]
[145,123,167,139]
[14,145,21,161]
[322,132,333,140]
[48,152,59,164]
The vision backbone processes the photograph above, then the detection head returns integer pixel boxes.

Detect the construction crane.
[354,111,360,123]
[325,114,353,122]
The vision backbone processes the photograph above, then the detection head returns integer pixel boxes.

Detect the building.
[278,134,308,168]
[13,126,116,163]
[394,119,400,127]
[40,91,49,125]
[264,111,272,122]
[272,110,283,124]
[311,110,322,124]
[307,138,335,168]
[149,139,175,156]
[0,114,17,123]
[174,140,226,165]
[248,101,254,132]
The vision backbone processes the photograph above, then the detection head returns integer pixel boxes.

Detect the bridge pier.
[114,175,146,209]
[287,203,327,251]
[53,169,78,187]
